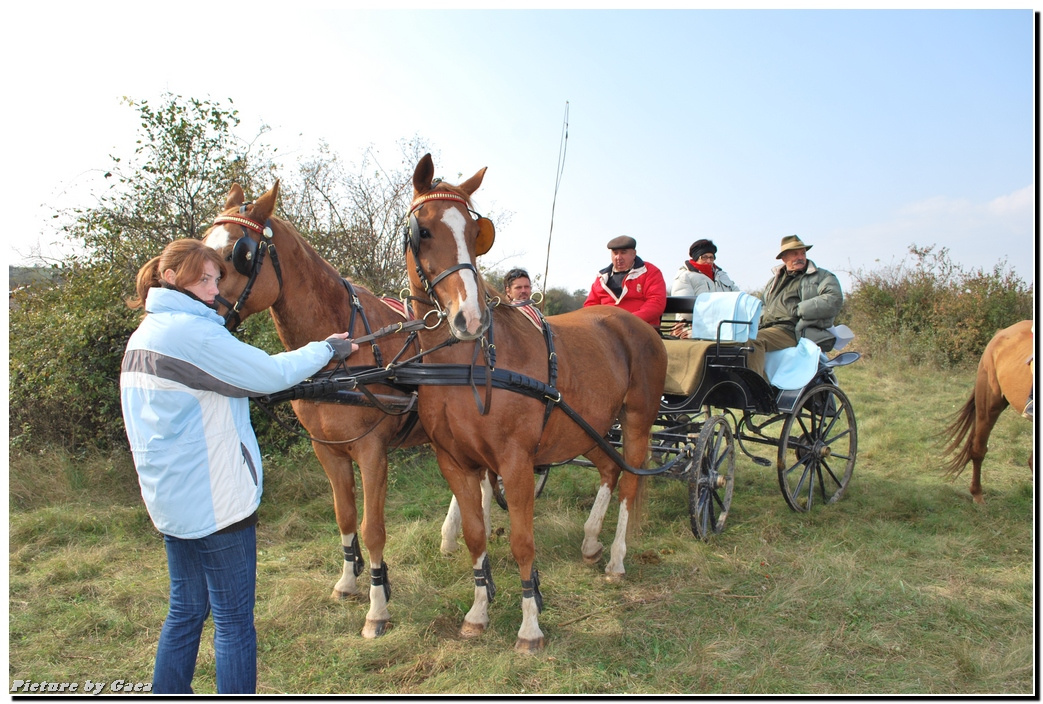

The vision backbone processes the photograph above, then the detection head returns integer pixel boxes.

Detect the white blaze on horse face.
[203,224,235,251]
[440,207,484,335]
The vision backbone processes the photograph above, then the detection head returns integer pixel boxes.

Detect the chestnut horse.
[201,182,490,638]
[401,154,667,652]
[941,319,1034,503]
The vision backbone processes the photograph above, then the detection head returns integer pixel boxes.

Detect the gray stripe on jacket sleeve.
[122,348,255,398]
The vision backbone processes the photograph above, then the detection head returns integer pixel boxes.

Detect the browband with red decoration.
[214,215,266,233]
[409,192,469,213]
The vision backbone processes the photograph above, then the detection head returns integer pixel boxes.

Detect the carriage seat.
[662,339,747,396]
[659,294,760,396]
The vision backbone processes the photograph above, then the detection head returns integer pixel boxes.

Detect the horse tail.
[939,393,976,477]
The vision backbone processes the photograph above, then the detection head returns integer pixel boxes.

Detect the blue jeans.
[153,525,257,694]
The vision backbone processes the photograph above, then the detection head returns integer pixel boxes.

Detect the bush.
[9,261,306,453]
[844,245,1033,368]
[10,264,140,450]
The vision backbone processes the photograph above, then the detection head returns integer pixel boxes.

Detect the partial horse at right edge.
[941,319,1034,504]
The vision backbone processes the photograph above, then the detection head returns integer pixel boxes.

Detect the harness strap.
[342,534,364,577]
[539,315,559,434]
[340,279,384,367]
[370,562,391,603]
[472,555,496,602]
[351,318,429,345]
[521,566,543,612]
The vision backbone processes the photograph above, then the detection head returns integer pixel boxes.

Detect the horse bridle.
[402,190,495,318]
[211,208,284,331]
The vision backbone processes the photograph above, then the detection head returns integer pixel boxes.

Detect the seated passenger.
[584,236,667,328]
[747,235,843,378]
[670,239,740,339]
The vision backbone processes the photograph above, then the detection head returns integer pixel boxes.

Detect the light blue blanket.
[689,292,763,342]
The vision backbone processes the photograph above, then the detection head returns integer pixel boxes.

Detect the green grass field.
[9,356,1035,694]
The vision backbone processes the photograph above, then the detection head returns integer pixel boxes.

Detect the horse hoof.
[459,620,486,639]
[331,588,361,601]
[514,636,545,653]
[603,571,625,584]
[582,544,604,564]
[972,495,986,506]
[363,619,390,638]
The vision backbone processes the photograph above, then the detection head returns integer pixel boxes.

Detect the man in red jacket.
[583,236,667,329]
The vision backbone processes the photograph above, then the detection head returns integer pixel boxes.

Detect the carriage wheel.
[492,465,551,511]
[687,415,736,541]
[776,384,857,513]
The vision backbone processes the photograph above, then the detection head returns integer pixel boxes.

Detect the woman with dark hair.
[120,238,357,694]
[669,239,740,338]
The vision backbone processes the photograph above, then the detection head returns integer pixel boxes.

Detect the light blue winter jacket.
[120,287,335,539]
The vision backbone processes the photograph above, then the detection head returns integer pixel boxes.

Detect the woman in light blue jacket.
[120,238,356,694]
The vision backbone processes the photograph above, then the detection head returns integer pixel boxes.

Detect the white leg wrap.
[605,501,630,577]
[581,484,612,557]
[440,496,462,554]
[333,533,361,595]
[366,583,390,623]
[463,553,491,630]
[481,473,493,539]
[517,594,544,644]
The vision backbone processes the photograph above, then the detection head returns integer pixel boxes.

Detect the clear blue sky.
[3,6,1036,297]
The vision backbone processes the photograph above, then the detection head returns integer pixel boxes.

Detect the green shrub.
[844,245,1032,368]
[10,264,140,451]
[9,261,304,453]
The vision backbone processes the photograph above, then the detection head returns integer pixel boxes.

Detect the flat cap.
[607,235,637,250]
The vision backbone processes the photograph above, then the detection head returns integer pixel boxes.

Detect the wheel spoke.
[689,416,735,540]
[819,457,844,489]
[784,457,813,500]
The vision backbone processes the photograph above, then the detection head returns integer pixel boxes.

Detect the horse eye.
[419,228,431,240]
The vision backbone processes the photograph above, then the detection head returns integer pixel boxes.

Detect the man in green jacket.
[748,235,843,376]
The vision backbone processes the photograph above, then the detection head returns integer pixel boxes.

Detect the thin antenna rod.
[540,101,569,310]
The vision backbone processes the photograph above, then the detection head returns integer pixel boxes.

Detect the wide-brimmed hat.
[776,235,813,259]
[607,235,637,250]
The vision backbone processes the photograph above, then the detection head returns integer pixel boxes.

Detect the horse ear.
[458,167,487,197]
[413,154,434,195]
[252,180,280,222]
[224,184,245,210]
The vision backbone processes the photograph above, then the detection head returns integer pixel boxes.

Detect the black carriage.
[559,296,861,541]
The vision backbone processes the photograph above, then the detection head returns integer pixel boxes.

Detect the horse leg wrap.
[370,562,391,602]
[521,566,543,613]
[342,535,364,578]
[473,555,496,602]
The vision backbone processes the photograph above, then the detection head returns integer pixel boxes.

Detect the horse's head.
[404,154,495,341]
[203,181,284,330]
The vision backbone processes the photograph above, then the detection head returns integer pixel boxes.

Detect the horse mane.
[266,213,350,284]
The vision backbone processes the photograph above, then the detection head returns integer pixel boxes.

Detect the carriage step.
[750,456,772,467]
